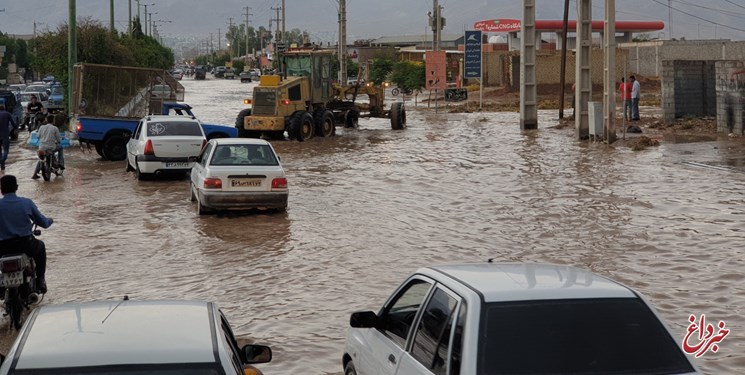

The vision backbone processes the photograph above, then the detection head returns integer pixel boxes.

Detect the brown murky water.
[1,77,744,374]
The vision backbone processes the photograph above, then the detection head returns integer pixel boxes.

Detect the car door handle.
[388,354,396,364]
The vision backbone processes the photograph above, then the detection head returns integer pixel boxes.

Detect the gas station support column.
[603,0,617,143]
[520,0,537,130]
[575,0,592,139]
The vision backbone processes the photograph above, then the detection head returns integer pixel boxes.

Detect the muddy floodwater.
[1,76,744,374]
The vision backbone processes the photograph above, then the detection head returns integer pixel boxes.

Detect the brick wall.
[715,61,745,135]
[661,60,716,123]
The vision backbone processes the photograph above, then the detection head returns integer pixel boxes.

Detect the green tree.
[347,62,359,78]
[390,60,425,91]
[369,58,394,85]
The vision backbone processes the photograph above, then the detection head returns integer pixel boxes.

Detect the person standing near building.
[630,75,641,121]
[619,77,632,121]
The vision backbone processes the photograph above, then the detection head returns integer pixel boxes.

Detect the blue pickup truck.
[74,102,237,160]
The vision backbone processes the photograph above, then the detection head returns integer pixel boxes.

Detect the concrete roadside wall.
[715,61,745,135]
[502,49,629,88]
[621,40,745,78]
[661,60,716,122]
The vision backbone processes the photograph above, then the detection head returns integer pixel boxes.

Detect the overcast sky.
[2,0,745,42]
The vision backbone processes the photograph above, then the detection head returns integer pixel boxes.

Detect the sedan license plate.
[0,271,24,287]
[165,162,189,168]
[231,179,262,188]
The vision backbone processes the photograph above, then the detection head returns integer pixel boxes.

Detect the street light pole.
[110,0,115,33]
[68,0,77,116]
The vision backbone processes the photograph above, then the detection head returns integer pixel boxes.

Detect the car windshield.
[479,298,694,374]
[146,121,203,137]
[210,144,279,166]
[50,86,64,96]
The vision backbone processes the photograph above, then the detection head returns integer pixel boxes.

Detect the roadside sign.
[464,31,482,79]
[425,50,447,91]
[445,88,468,101]
[474,19,521,33]
[276,42,287,53]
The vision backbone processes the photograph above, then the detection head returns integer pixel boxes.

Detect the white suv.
[343,262,699,375]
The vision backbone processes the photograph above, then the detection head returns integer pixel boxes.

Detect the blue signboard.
[464,30,482,79]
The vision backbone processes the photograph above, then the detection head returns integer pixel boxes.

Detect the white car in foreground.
[190,138,288,215]
[344,262,699,375]
[126,115,206,180]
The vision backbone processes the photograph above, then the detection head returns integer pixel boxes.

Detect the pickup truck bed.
[75,103,237,161]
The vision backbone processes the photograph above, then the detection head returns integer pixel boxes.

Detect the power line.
[723,0,745,11]
[674,0,745,18]
[651,0,745,33]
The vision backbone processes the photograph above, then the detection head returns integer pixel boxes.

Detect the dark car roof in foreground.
[13,300,216,370]
[426,263,636,302]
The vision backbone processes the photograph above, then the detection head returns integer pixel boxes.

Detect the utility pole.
[281,0,285,44]
[272,7,281,44]
[227,18,234,56]
[339,0,347,84]
[110,0,115,33]
[218,28,221,51]
[558,0,570,119]
[603,0,617,143]
[210,33,214,54]
[669,0,673,39]
[244,7,252,63]
[128,0,132,36]
[143,4,149,36]
[68,0,77,116]
[429,0,444,51]
[136,0,140,23]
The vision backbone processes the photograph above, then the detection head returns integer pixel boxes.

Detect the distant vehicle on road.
[194,66,207,80]
[190,138,288,215]
[343,262,699,375]
[225,68,235,79]
[214,66,227,78]
[170,69,184,80]
[126,115,207,180]
[239,71,253,83]
[0,299,273,374]
[46,84,65,113]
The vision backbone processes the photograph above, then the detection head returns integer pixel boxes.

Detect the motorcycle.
[37,149,63,181]
[391,87,414,96]
[26,111,44,132]
[0,227,43,330]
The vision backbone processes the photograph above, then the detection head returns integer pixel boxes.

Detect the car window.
[133,121,143,139]
[210,144,278,166]
[480,298,695,374]
[147,121,203,137]
[200,143,214,167]
[410,287,459,374]
[378,279,433,348]
[450,303,466,375]
[219,312,244,374]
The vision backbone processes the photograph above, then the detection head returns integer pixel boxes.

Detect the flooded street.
[2,76,745,374]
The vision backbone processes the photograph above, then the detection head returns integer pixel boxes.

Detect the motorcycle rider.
[32,114,65,179]
[25,94,44,131]
[0,175,49,294]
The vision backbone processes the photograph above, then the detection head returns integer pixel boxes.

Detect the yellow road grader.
[236,50,405,141]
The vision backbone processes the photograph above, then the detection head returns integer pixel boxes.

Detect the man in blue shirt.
[0,175,51,293]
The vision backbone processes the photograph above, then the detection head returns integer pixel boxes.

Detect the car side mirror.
[350,311,378,328]
[241,344,272,364]
[188,156,201,163]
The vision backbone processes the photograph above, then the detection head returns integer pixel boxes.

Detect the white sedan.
[126,115,206,180]
[190,138,288,215]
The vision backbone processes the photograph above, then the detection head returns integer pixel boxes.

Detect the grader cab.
[236,50,405,141]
